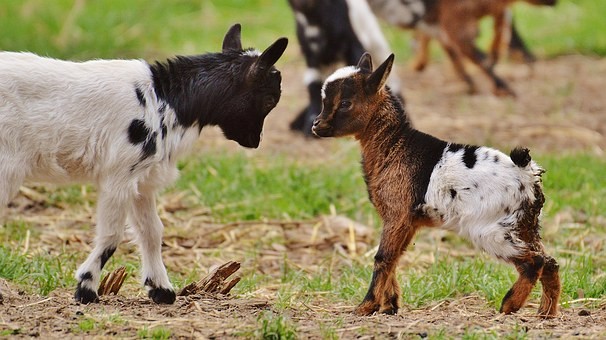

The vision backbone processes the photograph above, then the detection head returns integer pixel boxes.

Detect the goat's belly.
[440,216,523,260]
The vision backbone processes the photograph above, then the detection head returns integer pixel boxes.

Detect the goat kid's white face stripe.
[321,66,359,99]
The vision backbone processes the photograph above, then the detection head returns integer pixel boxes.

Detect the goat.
[0,24,288,304]
[312,53,560,317]
[367,0,557,96]
[287,0,403,136]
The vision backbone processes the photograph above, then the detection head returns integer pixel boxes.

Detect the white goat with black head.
[0,24,288,304]
[312,53,560,317]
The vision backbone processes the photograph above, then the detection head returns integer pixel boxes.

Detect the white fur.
[424,144,543,260]
[0,52,201,297]
[345,0,401,93]
[321,66,359,99]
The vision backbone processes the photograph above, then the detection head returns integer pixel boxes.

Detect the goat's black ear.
[258,38,288,69]
[366,54,394,94]
[251,37,288,77]
[357,52,373,74]
[222,23,243,52]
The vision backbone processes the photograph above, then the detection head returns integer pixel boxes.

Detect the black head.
[312,52,394,138]
[150,24,288,149]
[216,24,288,148]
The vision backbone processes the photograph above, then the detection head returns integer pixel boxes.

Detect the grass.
[0,0,605,338]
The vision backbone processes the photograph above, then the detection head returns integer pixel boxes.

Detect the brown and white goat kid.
[0,24,287,305]
[312,53,560,317]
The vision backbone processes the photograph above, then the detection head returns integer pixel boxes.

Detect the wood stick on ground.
[179,261,241,297]
[98,266,128,296]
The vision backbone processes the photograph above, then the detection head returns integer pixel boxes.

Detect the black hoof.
[74,286,99,304]
[148,287,176,304]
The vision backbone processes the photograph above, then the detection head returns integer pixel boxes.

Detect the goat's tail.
[510,147,532,168]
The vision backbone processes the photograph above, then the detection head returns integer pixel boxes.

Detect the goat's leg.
[500,254,545,314]
[489,11,508,69]
[508,19,536,64]
[128,187,176,304]
[74,187,129,303]
[411,30,431,72]
[437,39,477,95]
[355,224,416,316]
[538,255,560,317]
[449,31,516,97]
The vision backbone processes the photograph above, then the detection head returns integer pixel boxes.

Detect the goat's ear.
[222,23,243,52]
[251,37,288,76]
[366,54,394,94]
[357,52,373,74]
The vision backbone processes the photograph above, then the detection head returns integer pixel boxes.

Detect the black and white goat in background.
[312,53,560,317]
[288,0,547,135]
[0,24,288,304]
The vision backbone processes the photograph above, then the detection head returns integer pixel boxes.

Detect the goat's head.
[312,53,394,138]
[212,24,288,148]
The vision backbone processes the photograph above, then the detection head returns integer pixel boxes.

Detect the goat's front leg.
[128,188,176,304]
[489,11,508,69]
[74,187,129,303]
[355,223,416,316]
[411,30,431,72]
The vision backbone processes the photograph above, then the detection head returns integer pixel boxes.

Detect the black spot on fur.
[450,189,457,199]
[518,256,545,282]
[161,124,167,139]
[135,86,146,107]
[463,146,479,168]
[448,143,463,153]
[504,206,511,214]
[128,119,148,145]
[80,271,93,281]
[519,183,526,192]
[99,247,116,270]
[494,155,500,163]
[473,182,479,188]
[141,132,157,160]
[510,147,531,167]
[504,232,513,243]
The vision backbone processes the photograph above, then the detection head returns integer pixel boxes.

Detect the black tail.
[510,147,531,168]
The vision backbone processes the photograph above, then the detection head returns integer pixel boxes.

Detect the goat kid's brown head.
[312,53,394,138]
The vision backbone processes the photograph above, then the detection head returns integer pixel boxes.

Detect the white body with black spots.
[0,24,288,304]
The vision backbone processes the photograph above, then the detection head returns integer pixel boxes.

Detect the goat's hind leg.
[500,253,545,314]
[538,255,560,317]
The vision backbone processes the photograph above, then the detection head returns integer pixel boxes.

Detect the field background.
[1,0,605,338]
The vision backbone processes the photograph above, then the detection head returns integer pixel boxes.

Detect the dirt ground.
[1,55,605,338]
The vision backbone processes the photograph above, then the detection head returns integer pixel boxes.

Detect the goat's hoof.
[148,287,176,304]
[74,287,100,304]
[379,306,398,315]
[354,302,380,316]
[494,87,516,98]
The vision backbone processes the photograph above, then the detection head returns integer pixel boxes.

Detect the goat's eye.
[338,100,352,111]
[263,96,276,110]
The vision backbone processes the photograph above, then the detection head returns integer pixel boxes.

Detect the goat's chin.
[312,127,334,138]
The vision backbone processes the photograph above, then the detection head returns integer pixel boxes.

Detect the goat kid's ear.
[357,52,373,74]
[251,37,288,77]
[366,53,394,94]
[222,23,243,52]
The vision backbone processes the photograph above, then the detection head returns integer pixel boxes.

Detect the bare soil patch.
[1,55,605,338]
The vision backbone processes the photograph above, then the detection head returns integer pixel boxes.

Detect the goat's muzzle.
[311,118,333,137]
